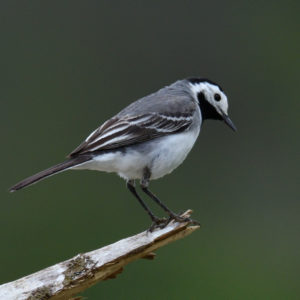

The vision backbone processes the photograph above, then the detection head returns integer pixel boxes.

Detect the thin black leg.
[141,186,177,217]
[140,168,177,217]
[141,186,199,225]
[140,167,199,227]
[127,181,168,231]
[127,180,156,221]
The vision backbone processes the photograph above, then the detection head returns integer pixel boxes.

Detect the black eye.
[214,93,221,101]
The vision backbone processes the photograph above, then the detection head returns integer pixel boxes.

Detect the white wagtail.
[10,78,236,230]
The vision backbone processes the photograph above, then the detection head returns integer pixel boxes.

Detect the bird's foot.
[148,217,169,232]
[147,213,199,232]
[168,213,200,226]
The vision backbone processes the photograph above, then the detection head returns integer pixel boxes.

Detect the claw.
[147,213,199,232]
[169,214,200,226]
[147,217,168,232]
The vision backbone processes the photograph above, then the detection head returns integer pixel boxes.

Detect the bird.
[10,77,236,230]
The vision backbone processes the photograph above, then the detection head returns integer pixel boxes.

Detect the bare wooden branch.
[0,210,199,300]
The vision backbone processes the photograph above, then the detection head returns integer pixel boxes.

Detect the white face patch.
[190,82,229,115]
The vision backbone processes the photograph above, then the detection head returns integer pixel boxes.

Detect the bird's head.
[187,77,237,131]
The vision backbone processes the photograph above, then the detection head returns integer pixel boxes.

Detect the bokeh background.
[1,1,299,299]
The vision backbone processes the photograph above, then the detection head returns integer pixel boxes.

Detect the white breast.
[148,126,200,179]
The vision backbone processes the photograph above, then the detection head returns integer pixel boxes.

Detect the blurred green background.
[1,1,299,299]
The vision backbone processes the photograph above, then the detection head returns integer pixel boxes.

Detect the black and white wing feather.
[69,112,194,157]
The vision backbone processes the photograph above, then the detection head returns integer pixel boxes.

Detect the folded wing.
[69,112,194,157]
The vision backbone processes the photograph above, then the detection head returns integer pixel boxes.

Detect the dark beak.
[221,112,237,131]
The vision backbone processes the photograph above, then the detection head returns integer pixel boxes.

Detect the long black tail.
[10,155,92,192]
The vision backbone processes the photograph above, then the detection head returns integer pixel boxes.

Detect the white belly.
[72,127,200,181]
